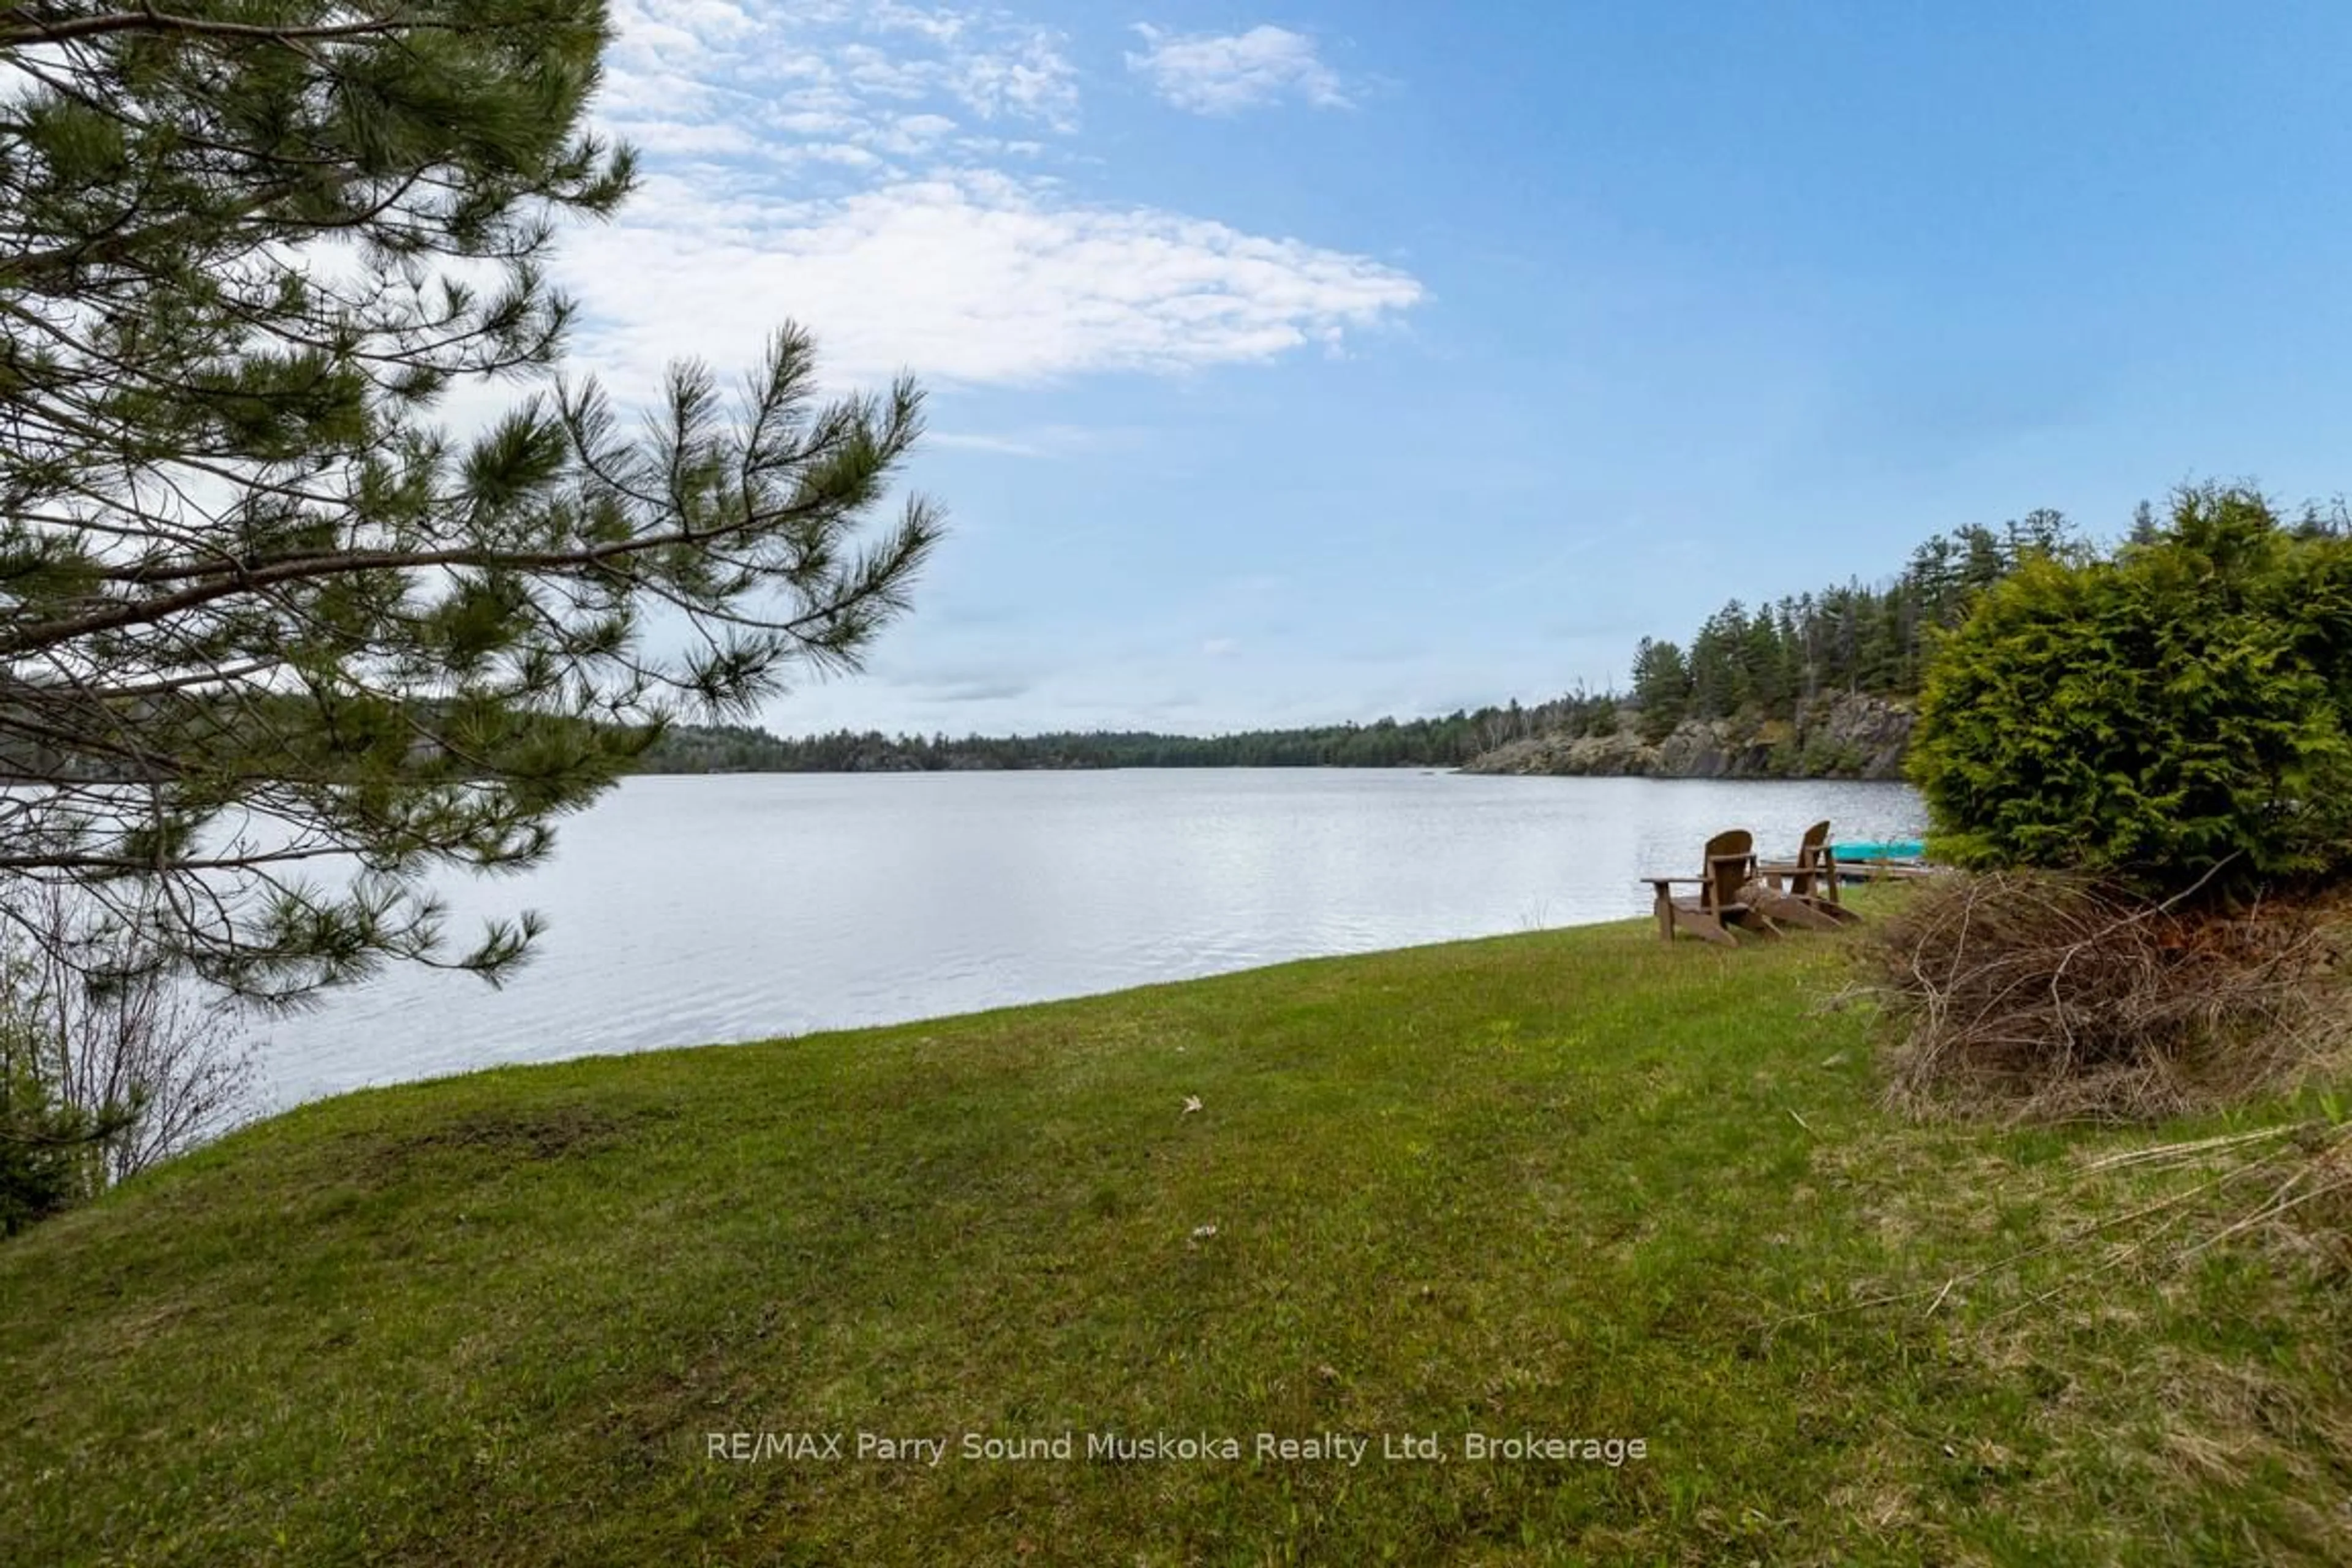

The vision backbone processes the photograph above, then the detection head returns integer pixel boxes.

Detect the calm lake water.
[257,770,1926,1106]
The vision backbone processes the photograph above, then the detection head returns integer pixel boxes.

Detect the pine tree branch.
[1,7,448,51]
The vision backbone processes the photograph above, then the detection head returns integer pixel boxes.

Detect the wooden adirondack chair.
[1757,820,1861,925]
[1643,828,1766,946]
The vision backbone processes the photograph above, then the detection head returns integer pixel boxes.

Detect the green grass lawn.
[4,902,2350,1565]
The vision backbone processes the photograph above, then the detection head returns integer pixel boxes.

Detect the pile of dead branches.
[1850,869,2351,1121]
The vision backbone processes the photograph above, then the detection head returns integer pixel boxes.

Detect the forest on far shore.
[638,502,2342,774]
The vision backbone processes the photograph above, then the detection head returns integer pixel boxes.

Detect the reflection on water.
[258,770,1926,1106]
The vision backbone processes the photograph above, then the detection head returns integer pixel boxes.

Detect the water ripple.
[257,771,1924,1106]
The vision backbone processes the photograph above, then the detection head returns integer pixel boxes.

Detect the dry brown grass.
[1847,869,2352,1123]
[2081,1119,2352,1278]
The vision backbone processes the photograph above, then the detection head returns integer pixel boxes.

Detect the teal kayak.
[1832,840,1925,861]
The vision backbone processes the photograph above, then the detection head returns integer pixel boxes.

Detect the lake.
[256,770,1926,1106]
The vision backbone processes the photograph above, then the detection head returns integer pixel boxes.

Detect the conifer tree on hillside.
[1628,638,1691,742]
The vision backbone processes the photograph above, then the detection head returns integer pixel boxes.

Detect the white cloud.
[1126,24,1350,115]
[559,4,1420,394]
[561,171,1420,389]
[608,0,1080,148]
[928,431,1054,456]
[928,424,1111,458]
[872,112,959,155]
[620,119,763,159]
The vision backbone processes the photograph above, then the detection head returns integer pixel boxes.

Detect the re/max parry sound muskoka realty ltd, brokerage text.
[704,1430,1652,1468]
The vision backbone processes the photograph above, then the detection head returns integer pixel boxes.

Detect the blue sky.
[566,1,2352,737]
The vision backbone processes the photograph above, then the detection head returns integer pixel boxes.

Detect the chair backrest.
[1795,820,1830,869]
[1700,829,1754,912]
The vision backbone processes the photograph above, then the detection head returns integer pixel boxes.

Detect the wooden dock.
[1836,861,1940,883]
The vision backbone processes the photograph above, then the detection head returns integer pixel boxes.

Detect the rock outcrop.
[1460,692,1915,781]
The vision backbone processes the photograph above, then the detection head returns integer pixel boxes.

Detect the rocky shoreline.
[1459,692,1915,781]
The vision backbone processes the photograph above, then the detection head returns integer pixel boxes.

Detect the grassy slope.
[3,905,2350,1566]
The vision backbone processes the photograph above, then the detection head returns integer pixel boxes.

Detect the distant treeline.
[634,511,2079,774]
[636,696,1615,774]
[637,500,2352,775]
